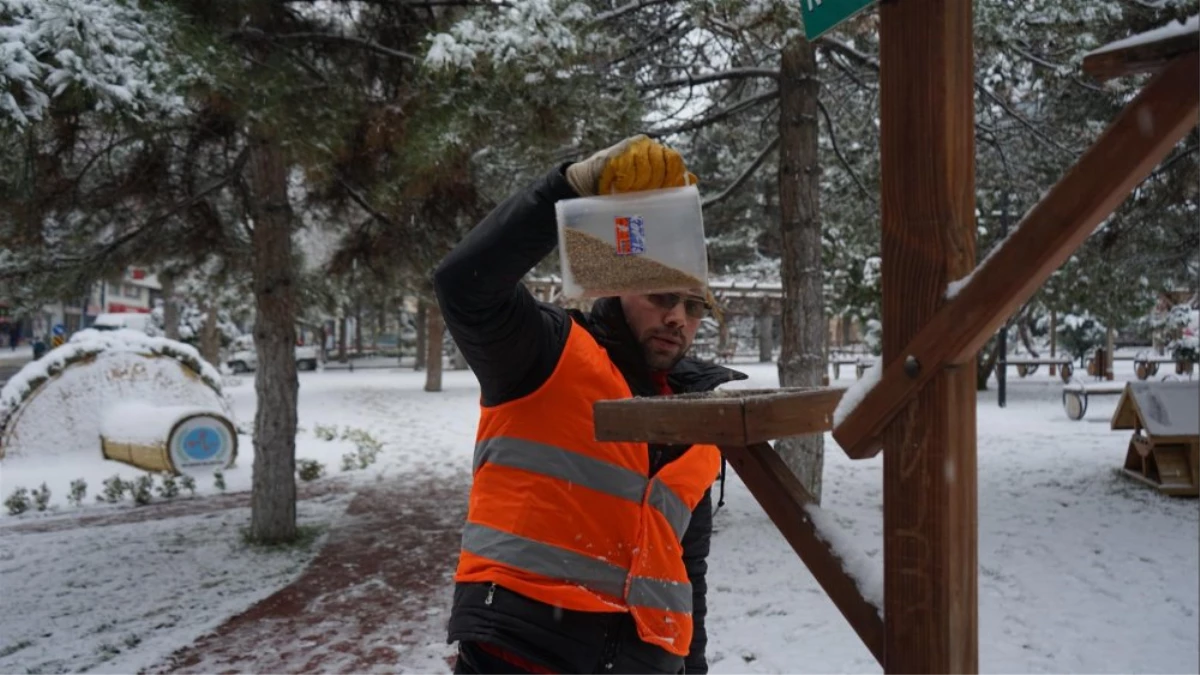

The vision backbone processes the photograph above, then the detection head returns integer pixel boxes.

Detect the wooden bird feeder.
[595,7,1198,673]
[1111,381,1200,497]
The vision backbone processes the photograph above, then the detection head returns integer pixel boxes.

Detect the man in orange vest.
[435,135,746,674]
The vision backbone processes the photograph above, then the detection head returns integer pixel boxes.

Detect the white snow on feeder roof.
[1118,381,1200,438]
[1087,15,1198,57]
[0,329,223,435]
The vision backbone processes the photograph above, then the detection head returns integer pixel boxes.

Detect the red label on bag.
[614,215,645,256]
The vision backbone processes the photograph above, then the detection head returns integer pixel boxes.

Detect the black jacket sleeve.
[433,166,577,406]
[681,488,713,674]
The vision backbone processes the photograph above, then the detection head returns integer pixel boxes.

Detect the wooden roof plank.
[593,387,844,445]
[1084,16,1199,82]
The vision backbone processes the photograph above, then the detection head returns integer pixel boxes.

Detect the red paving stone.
[146,474,469,674]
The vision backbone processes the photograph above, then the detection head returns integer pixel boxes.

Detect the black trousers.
[453,642,538,675]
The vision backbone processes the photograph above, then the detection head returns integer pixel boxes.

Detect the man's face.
[620,290,708,371]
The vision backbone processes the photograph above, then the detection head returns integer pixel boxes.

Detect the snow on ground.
[0,367,483,674]
[0,492,352,674]
[708,360,1198,674]
[0,358,1197,673]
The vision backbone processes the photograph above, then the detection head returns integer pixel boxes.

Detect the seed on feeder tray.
[562,229,704,295]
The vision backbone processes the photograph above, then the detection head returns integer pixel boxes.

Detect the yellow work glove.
[565,134,699,197]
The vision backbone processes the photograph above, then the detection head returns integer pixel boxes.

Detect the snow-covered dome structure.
[0,329,237,473]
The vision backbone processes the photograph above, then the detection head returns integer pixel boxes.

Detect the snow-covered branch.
[0,0,188,127]
[649,89,779,136]
[265,32,421,63]
[638,67,780,92]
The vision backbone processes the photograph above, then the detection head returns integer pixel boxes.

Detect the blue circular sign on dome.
[181,426,222,461]
[171,415,235,472]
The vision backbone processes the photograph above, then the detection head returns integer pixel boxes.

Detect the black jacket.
[434,165,746,674]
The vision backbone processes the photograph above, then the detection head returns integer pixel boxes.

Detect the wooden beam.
[833,52,1200,461]
[1083,27,1198,82]
[877,1,977,673]
[720,442,884,664]
[593,388,843,445]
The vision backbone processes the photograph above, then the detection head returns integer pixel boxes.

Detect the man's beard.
[640,328,688,371]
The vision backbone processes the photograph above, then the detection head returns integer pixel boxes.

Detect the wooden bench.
[1061,381,1126,420]
[1001,356,1074,383]
[1111,381,1199,497]
[1131,352,1195,380]
[829,357,873,380]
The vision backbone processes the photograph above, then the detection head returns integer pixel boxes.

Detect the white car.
[226,344,319,373]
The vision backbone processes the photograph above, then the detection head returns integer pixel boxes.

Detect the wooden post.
[879,0,977,672]
[757,308,774,362]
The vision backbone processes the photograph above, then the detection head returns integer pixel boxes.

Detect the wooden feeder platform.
[1111,381,1200,497]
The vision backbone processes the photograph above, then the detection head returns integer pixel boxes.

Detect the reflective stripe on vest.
[462,522,693,614]
[475,436,693,540]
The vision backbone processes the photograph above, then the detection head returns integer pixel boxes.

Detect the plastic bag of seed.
[555,185,708,298]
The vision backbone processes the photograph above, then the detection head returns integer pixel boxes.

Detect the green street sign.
[801,0,875,40]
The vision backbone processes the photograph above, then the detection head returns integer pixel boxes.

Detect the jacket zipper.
[485,583,496,606]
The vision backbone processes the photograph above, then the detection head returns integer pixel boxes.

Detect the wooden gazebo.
[595,6,1198,673]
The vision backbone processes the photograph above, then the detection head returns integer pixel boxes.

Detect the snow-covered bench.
[100,401,238,474]
[830,356,873,380]
[1131,351,1196,380]
[1001,355,1074,383]
[1061,381,1126,421]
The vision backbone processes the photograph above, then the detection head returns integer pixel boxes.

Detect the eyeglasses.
[647,293,711,319]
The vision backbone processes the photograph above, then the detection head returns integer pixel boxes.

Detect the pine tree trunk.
[757,311,773,363]
[425,301,444,392]
[1018,320,1039,357]
[1105,326,1115,380]
[414,297,427,371]
[354,294,364,355]
[976,335,1001,391]
[200,304,221,367]
[775,36,825,503]
[247,131,298,545]
[336,307,347,361]
[161,272,181,341]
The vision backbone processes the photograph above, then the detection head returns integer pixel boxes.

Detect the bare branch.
[638,67,780,92]
[1008,42,1064,71]
[817,98,876,206]
[702,135,780,208]
[815,36,879,71]
[648,89,779,137]
[259,31,421,63]
[337,177,400,229]
[594,0,678,24]
[975,80,1075,157]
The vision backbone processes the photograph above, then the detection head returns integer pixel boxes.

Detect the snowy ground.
[0,359,1196,673]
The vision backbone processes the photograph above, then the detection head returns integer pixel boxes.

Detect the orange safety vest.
[455,318,721,656]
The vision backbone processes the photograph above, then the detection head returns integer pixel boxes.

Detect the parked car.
[226,343,319,373]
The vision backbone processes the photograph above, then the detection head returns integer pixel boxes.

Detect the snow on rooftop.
[0,329,220,416]
[1125,380,1199,437]
[0,329,227,455]
[1087,15,1198,57]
